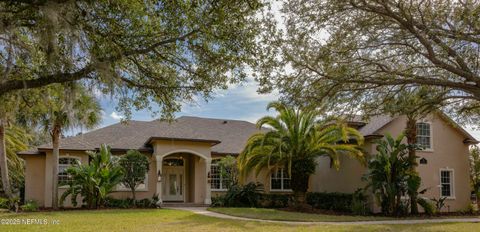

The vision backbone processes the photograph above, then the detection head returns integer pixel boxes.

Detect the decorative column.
[204,158,212,205]
[156,155,163,205]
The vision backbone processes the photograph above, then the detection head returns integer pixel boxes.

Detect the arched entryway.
[156,151,211,205]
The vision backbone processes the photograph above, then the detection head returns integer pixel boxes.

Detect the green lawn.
[0,208,478,232]
[208,207,393,222]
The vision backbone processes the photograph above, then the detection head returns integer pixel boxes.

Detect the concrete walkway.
[165,207,480,225]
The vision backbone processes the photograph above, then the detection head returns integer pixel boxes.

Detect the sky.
[91,78,480,141]
[96,78,279,128]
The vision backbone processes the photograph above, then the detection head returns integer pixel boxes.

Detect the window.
[440,170,454,198]
[270,168,291,191]
[210,159,230,191]
[416,122,432,150]
[58,157,80,186]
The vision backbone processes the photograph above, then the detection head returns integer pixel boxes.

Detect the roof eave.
[145,136,221,147]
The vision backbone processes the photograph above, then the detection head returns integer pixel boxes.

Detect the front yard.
[0,208,479,232]
[208,207,480,222]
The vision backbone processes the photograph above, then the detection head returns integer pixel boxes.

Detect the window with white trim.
[416,122,432,150]
[440,170,454,197]
[270,168,291,191]
[210,159,229,191]
[58,157,80,186]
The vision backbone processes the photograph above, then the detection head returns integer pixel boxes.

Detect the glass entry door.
[162,158,184,202]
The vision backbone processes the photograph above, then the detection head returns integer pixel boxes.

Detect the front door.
[162,159,185,202]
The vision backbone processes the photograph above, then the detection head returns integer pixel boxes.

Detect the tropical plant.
[217,155,239,189]
[20,200,39,212]
[34,83,102,209]
[223,182,264,207]
[364,134,419,216]
[118,150,150,203]
[60,144,124,209]
[3,125,32,193]
[417,197,436,216]
[470,146,480,210]
[238,101,365,205]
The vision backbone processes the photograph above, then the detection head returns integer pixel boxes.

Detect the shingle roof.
[28,116,266,155]
[19,113,477,156]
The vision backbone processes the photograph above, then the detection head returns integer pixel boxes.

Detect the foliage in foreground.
[363,134,420,216]
[212,182,263,207]
[118,150,150,202]
[60,144,124,209]
[238,101,365,205]
[470,146,480,209]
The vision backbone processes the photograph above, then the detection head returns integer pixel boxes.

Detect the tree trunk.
[131,187,136,207]
[51,125,61,209]
[405,117,419,214]
[0,120,12,198]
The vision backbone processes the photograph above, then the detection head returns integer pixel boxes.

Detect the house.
[18,113,477,211]
[311,113,477,212]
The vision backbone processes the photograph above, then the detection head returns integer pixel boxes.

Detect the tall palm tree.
[238,102,365,205]
[35,84,102,209]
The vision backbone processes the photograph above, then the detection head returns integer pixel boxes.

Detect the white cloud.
[110,112,124,120]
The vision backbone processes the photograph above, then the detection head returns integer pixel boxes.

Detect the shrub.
[417,198,436,216]
[223,182,263,207]
[105,196,157,208]
[135,198,156,208]
[432,197,447,212]
[258,194,292,208]
[105,197,134,208]
[0,197,20,212]
[20,200,39,212]
[351,189,370,215]
[306,192,353,212]
[211,196,226,207]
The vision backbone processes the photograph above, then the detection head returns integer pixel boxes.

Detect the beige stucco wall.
[153,140,212,204]
[22,155,46,206]
[45,150,90,208]
[377,114,472,212]
[310,113,472,212]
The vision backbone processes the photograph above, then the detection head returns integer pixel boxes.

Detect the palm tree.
[0,92,30,198]
[238,102,365,205]
[35,84,102,209]
[4,125,32,192]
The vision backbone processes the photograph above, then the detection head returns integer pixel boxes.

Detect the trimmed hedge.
[258,194,292,208]
[306,192,353,212]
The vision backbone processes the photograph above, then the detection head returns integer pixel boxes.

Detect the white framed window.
[416,122,432,150]
[58,156,81,186]
[270,168,291,191]
[440,169,454,198]
[210,159,229,191]
[116,173,148,191]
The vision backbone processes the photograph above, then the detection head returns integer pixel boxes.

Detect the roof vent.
[223,120,228,124]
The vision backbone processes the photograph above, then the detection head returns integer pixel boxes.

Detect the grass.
[208,207,392,222]
[0,208,477,232]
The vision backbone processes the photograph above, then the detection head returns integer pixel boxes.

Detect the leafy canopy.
[118,150,150,200]
[257,0,480,122]
[0,0,265,118]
